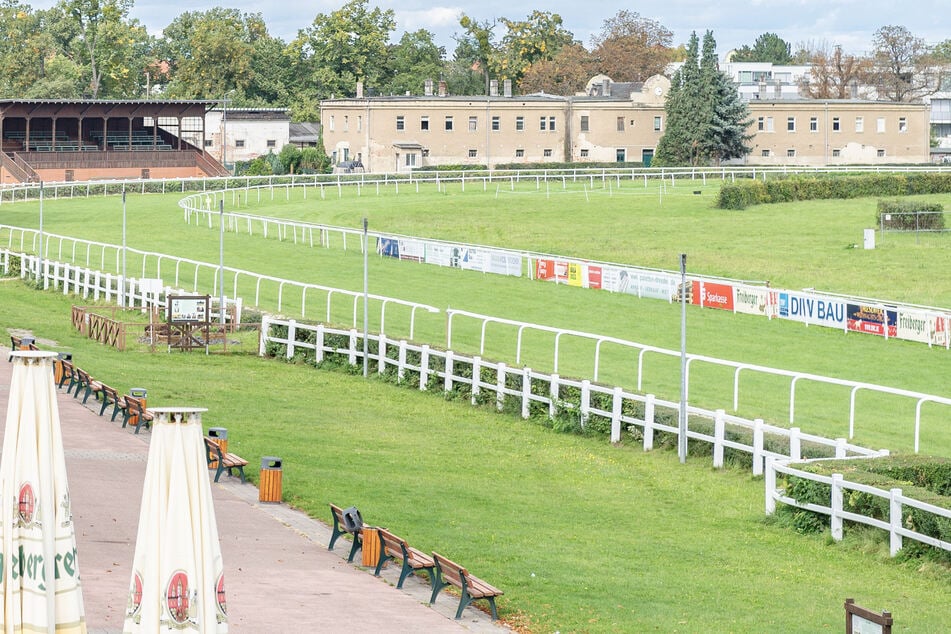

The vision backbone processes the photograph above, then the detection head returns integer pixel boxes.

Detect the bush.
[877,199,946,231]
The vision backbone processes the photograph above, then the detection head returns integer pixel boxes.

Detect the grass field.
[2,177,951,630]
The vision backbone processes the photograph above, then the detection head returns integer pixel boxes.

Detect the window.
[787,117,796,132]
[543,149,552,157]
[468,149,477,158]
[266,139,276,148]
[832,149,841,157]
[761,149,770,157]
[877,149,886,157]
[329,116,335,132]
[580,149,589,158]
[515,116,524,131]
[204,139,213,147]
[654,116,662,131]
[765,117,774,132]
[491,116,500,131]
[899,117,908,132]
[344,116,349,131]
[855,117,864,132]
[877,117,886,132]
[549,116,556,131]
[786,148,795,157]
[617,117,625,131]
[580,115,589,132]
[468,116,478,131]
[515,149,524,157]
[757,116,764,131]
[832,117,840,131]
[540,117,547,131]
[420,116,429,131]
[809,117,818,132]
[357,116,362,131]
[396,116,405,131]
[405,153,416,167]
[422,148,429,157]
[235,139,245,148]
[445,116,453,131]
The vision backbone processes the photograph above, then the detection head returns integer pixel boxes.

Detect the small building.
[195,108,291,169]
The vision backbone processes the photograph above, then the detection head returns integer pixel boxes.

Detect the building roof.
[289,122,321,143]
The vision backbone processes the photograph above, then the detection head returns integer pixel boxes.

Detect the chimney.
[356,81,363,98]
[438,81,447,97]
[424,79,433,96]
[602,78,610,97]
[489,79,498,97]
[503,79,512,98]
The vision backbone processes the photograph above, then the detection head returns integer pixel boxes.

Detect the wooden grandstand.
[0,99,229,183]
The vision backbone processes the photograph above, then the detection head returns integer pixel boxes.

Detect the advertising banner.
[846,304,897,337]
[733,285,778,317]
[692,281,734,310]
[424,244,453,267]
[377,237,399,258]
[587,266,603,290]
[397,239,425,262]
[535,259,568,282]
[567,262,584,287]
[897,309,951,347]
[488,251,522,276]
[778,292,847,328]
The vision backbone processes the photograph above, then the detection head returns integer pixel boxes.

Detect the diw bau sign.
[778,293,846,327]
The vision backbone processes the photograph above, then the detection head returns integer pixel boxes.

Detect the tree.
[654,31,751,166]
[729,32,792,64]
[383,29,445,96]
[519,42,595,95]
[590,10,673,82]
[444,37,486,95]
[0,2,62,97]
[798,44,871,99]
[290,0,396,99]
[496,11,574,86]
[869,25,938,102]
[457,14,496,94]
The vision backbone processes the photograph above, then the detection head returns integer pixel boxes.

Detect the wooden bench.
[8,335,38,361]
[56,358,74,389]
[374,527,435,589]
[71,368,95,400]
[328,503,363,563]
[121,395,154,434]
[93,382,127,419]
[429,552,503,620]
[203,436,248,482]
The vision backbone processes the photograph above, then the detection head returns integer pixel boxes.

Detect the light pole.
[678,253,688,464]
[37,182,44,286]
[362,217,369,378]
[121,187,127,307]
[219,200,225,325]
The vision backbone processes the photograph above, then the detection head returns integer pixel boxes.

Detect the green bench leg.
[347,534,362,563]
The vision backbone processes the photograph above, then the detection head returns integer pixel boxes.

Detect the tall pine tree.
[654,31,752,166]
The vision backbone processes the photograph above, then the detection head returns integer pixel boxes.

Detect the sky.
[29,0,951,58]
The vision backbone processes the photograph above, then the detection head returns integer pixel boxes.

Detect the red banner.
[692,281,734,310]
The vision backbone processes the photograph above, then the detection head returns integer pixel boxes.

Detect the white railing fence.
[766,457,951,557]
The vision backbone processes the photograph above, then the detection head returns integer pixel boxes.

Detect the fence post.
[789,427,801,461]
[419,345,430,391]
[889,488,903,557]
[580,380,590,428]
[765,456,776,514]
[347,328,358,366]
[444,350,454,392]
[258,316,271,356]
[713,409,725,468]
[835,438,847,459]
[549,374,559,419]
[643,394,655,451]
[521,367,532,419]
[286,320,297,360]
[610,386,623,443]
[752,418,764,476]
[398,341,407,384]
[314,324,325,364]
[496,362,506,411]
[471,356,481,405]
[831,474,844,541]
[377,334,386,374]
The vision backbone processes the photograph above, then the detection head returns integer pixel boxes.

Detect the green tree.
[655,31,751,166]
[445,37,487,95]
[496,11,574,86]
[0,2,61,96]
[290,0,395,100]
[384,29,445,96]
[590,10,673,82]
[729,32,793,64]
[457,14,497,94]
[277,144,302,174]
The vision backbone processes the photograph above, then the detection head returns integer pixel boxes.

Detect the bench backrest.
[126,395,145,413]
[100,384,119,401]
[433,552,468,588]
[378,528,408,559]
[76,368,91,383]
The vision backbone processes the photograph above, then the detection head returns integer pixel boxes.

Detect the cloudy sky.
[33,0,950,57]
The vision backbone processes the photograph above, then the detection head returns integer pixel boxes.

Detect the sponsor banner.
[567,262,584,287]
[897,309,951,346]
[535,258,568,282]
[777,292,847,327]
[733,285,778,317]
[397,239,425,262]
[691,281,734,311]
[588,266,603,290]
[846,303,897,337]
[424,244,454,267]
[377,237,399,258]
[488,251,522,276]
[602,266,677,300]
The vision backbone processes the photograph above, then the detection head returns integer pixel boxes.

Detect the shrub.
[877,199,945,231]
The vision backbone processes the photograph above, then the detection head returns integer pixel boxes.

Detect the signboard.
[692,281,734,311]
[844,599,892,634]
[778,292,847,328]
[733,285,779,317]
[168,296,209,324]
[846,304,898,337]
[896,310,950,347]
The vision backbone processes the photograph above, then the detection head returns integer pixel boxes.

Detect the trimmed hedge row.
[877,199,946,231]
[716,172,951,209]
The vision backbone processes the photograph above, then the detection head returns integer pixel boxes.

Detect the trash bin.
[128,387,147,427]
[361,526,380,567]
[259,456,282,503]
[54,352,72,385]
[20,337,35,350]
[208,427,228,470]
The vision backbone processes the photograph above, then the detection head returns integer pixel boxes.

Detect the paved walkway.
[0,351,511,633]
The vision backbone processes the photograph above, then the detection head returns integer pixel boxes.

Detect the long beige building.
[319,76,930,172]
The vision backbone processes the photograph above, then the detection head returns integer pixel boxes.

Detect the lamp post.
[121,187,127,307]
[219,200,225,325]
[678,253,688,464]
[362,217,369,378]
[37,182,44,286]
[221,96,228,172]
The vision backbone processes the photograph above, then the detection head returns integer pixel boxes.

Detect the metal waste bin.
[259,456,282,503]
[128,387,147,427]
[208,427,228,470]
[54,352,72,385]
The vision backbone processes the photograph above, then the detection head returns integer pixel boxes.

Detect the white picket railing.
[765,457,951,557]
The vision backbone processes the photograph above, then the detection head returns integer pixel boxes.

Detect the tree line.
[4,0,947,120]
